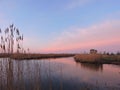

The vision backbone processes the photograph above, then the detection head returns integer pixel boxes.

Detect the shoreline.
[0,53,75,60]
[74,54,120,65]
[0,53,120,65]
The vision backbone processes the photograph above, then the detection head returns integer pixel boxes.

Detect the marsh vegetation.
[0,25,120,90]
[74,49,120,65]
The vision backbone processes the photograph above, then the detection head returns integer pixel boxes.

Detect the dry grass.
[74,54,120,64]
[74,54,102,63]
[0,53,10,58]
[102,55,120,61]
[10,53,75,60]
[0,53,75,60]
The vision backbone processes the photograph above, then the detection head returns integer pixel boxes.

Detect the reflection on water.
[0,57,120,90]
[80,63,103,71]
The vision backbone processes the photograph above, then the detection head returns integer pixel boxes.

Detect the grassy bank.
[11,53,75,60]
[74,54,120,65]
[0,53,10,58]
[0,53,75,60]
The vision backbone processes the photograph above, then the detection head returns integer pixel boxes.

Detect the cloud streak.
[42,20,120,53]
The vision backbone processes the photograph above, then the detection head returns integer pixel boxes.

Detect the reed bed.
[0,53,75,60]
[74,54,102,63]
[0,53,10,58]
[10,53,75,60]
[74,54,120,64]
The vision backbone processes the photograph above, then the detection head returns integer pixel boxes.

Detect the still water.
[0,57,120,90]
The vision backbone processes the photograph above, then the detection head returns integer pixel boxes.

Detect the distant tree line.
[83,49,120,55]
[103,51,120,55]
[0,24,29,54]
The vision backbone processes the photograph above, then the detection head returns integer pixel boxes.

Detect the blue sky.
[0,0,120,53]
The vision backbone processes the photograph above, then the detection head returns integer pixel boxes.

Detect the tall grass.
[74,54,120,64]
[10,53,75,60]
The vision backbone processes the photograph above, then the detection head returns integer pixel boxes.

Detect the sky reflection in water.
[0,57,120,90]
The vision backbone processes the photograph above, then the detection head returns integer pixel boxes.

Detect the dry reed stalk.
[74,54,102,63]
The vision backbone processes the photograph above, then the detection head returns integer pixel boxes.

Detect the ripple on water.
[0,57,120,90]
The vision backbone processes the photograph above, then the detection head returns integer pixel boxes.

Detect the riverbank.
[11,53,75,60]
[0,53,75,60]
[74,54,120,65]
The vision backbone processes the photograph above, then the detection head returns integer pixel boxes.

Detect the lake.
[0,57,120,90]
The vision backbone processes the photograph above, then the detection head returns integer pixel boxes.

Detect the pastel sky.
[0,0,120,53]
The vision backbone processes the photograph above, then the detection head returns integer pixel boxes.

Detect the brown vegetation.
[74,54,102,63]
[74,54,120,64]
[10,53,75,60]
[0,53,75,60]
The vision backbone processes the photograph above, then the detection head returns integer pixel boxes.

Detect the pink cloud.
[41,20,120,53]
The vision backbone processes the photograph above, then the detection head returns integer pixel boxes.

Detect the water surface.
[0,57,120,90]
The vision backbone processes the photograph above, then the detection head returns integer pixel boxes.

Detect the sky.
[0,0,120,53]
